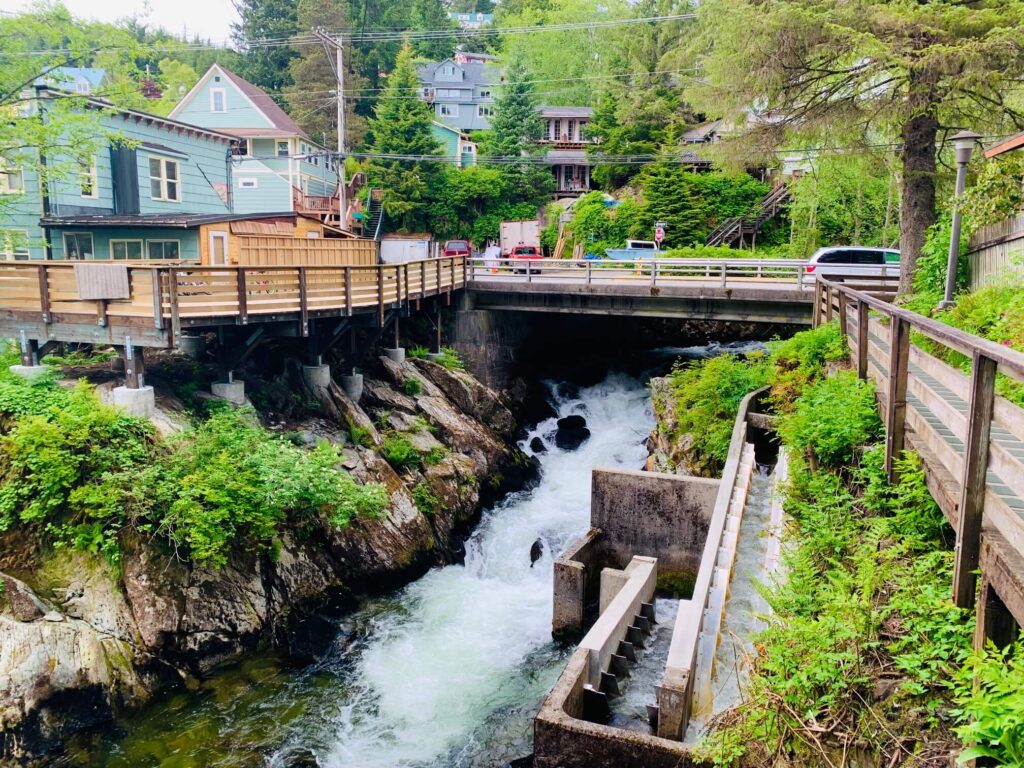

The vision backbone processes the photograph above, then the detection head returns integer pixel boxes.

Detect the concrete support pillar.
[117,345,146,389]
[211,372,246,406]
[111,385,156,418]
[383,347,406,364]
[340,373,363,402]
[18,334,39,367]
[302,363,331,393]
[9,364,48,380]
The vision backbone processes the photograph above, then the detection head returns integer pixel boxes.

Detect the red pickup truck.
[510,244,542,274]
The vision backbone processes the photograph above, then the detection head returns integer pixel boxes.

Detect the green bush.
[778,370,882,468]
[955,639,1024,766]
[411,481,441,516]
[403,377,422,396]
[767,321,848,412]
[381,432,420,469]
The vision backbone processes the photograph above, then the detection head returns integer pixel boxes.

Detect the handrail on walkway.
[815,277,1024,613]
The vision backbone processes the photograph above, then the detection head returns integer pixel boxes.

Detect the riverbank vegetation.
[0,349,388,571]
[656,323,1023,766]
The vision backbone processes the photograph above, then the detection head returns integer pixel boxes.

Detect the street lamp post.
[939,130,983,309]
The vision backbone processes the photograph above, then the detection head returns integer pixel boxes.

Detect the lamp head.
[952,130,983,164]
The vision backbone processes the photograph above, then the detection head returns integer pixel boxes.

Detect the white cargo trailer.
[499,220,540,256]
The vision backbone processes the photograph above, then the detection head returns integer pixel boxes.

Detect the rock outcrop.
[1,355,535,763]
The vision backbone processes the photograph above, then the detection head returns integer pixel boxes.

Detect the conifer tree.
[231,0,298,103]
[411,0,458,61]
[367,43,443,231]
[482,54,553,205]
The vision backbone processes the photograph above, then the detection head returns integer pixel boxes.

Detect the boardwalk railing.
[468,257,902,291]
[815,278,1024,642]
[0,256,467,348]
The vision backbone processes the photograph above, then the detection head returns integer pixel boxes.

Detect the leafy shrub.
[955,639,1024,766]
[423,446,447,466]
[411,481,441,516]
[408,346,464,371]
[767,322,848,412]
[912,217,970,296]
[403,377,422,396]
[778,371,881,468]
[408,346,430,359]
[381,433,420,468]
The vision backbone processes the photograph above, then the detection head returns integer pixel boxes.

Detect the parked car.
[442,239,471,258]
[803,246,900,284]
[510,244,542,273]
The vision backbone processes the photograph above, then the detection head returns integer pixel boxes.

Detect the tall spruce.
[367,43,443,231]
[410,0,458,60]
[231,0,299,103]
[688,0,1024,292]
[483,54,553,205]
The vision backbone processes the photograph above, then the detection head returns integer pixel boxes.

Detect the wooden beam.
[857,300,869,380]
[298,267,309,337]
[953,351,998,608]
[236,269,248,325]
[884,317,910,483]
[38,265,51,324]
[974,574,1020,651]
[838,291,848,338]
[812,280,822,328]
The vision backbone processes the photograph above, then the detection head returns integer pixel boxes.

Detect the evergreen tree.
[231,0,298,103]
[367,43,443,231]
[481,54,554,205]
[285,0,368,149]
[410,0,458,60]
[635,163,710,247]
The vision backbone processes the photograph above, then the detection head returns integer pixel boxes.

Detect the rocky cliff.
[0,354,534,762]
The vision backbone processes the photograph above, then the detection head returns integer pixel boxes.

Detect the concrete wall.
[591,468,719,575]
[553,528,605,641]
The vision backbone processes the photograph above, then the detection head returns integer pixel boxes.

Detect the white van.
[803,246,900,283]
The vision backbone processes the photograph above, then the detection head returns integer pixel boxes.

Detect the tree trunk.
[898,70,940,295]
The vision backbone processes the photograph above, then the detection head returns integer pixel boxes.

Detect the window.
[63,232,94,260]
[210,88,226,113]
[439,104,458,117]
[1,229,30,260]
[238,177,258,189]
[479,89,491,99]
[148,156,180,202]
[437,88,465,98]
[477,105,493,118]
[0,161,24,195]
[277,141,289,157]
[147,240,180,259]
[231,139,250,157]
[80,156,98,198]
[110,239,143,260]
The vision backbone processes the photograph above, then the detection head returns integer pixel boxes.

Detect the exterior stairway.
[361,188,384,240]
[706,183,791,248]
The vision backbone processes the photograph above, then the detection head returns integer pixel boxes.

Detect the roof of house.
[40,212,297,228]
[418,60,499,86]
[683,120,723,143]
[169,64,313,142]
[39,67,107,89]
[985,130,1024,158]
[537,106,594,119]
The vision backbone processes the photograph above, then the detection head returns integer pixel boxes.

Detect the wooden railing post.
[37,265,51,324]
[377,266,385,327]
[857,300,869,380]
[151,269,165,332]
[884,317,910,483]
[298,267,309,337]
[825,283,834,323]
[838,290,848,338]
[168,268,181,345]
[952,351,998,608]
[237,269,248,325]
[344,267,353,316]
[812,280,822,328]
[421,260,427,299]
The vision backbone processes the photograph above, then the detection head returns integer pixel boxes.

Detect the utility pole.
[313,28,347,226]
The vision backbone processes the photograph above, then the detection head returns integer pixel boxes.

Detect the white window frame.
[80,156,98,199]
[109,239,144,260]
[1,229,30,260]
[210,87,227,113]
[477,105,493,118]
[479,89,492,99]
[63,232,94,260]
[148,156,181,202]
[276,140,290,157]
[146,239,181,260]
[439,103,459,118]
[0,161,25,195]
[238,177,258,189]
[231,139,251,157]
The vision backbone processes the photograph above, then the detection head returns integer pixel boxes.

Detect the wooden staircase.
[706,183,791,248]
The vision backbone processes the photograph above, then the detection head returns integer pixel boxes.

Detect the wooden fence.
[966,213,1024,290]
[235,236,378,267]
[815,278,1024,647]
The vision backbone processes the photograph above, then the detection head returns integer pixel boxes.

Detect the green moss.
[657,569,696,599]
[411,481,442,516]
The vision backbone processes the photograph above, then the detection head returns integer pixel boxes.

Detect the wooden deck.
[0,256,467,349]
[817,279,1024,647]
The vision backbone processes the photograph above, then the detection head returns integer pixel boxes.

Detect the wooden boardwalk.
[0,256,467,350]
[818,279,1024,648]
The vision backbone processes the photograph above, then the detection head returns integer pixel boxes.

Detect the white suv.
[803,246,901,284]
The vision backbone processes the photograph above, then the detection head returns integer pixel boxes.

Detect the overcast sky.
[6,0,239,45]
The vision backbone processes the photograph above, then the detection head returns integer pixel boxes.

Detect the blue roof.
[38,67,107,90]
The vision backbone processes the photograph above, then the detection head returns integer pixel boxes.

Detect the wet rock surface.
[554,414,591,450]
[1,354,534,763]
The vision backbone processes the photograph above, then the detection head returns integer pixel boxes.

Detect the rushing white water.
[309,373,655,768]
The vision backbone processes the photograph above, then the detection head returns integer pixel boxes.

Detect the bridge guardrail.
[467,257,902,291]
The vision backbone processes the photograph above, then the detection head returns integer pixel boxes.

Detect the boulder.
[0,573,49,622]
[411,358,517,437]
[529,436,546,454]
[554,415,591,450]
[557,414,587,431]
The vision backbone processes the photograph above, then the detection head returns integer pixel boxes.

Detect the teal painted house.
[169,65,342,223]
[1,86,243,260]
[430,122,478,168]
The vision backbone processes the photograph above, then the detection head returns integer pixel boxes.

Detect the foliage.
[954,640,1024,767]
[381,432,421,469]
[0,364,387,569]
[662,352,770,474]
[427,165,509,241]
[687,0,1024,291]
[778,371,882,468]
[411,481,442,516]
[409,346,464,371]
[961,153,1024,234]
[403,377,422,396]
[479,53,554,207]
[231,0,298,102]
[366,43,443,232]
[787,153,900,258]
[767,321,848,412]
[911,217,970,297]
[410,0,458,60]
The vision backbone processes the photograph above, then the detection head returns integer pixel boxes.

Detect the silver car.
[803,246,901,284]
